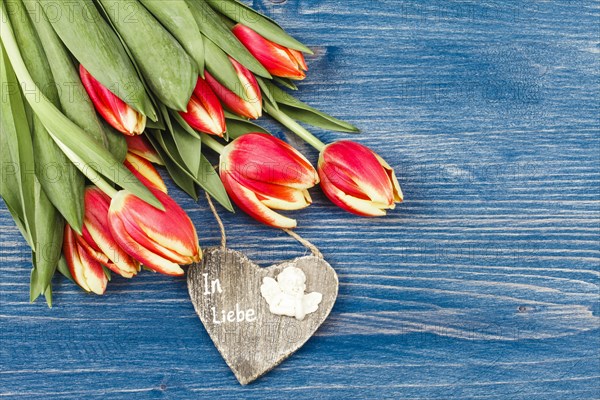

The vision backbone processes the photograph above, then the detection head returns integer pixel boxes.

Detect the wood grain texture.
[188,247,338,385]
[1,0,599,398]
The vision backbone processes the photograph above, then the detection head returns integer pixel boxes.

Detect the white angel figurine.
[260,267,323,321]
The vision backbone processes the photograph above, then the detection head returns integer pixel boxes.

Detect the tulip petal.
[319,172,388,217]
[80,65,146,136]
[373,153,404,203]
[113,190,199,260]
[320,141,394,206]
[78,241,109,295]
[107,190,201,275]
[205,69,261,120]
[232,24,306,80]
[63,225,107,294]
[222,133,318,189]
[221,171,297,228]
[230,58,262,117]
[108,212,185,276]
[180,78,226,136]
[83,187,141,278]
[233,175,311,210]
[64,226,91,292]
[124,152,168,193]
[288,48,308,71]
[125,135,163,165]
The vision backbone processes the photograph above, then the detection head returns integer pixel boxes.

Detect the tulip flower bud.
[125,135,163,165]
[179,77,226,137]
[79,65,146,136]
[232,24,308,80]
[124,152,168,193]
[318,141,403,216]
[64,225,108,295]
[108,188,202,276]
[220,133,319,229]
[205,57,262,120]
[79,187,141,278]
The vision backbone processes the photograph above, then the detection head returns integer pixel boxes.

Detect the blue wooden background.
[1,0,599,398]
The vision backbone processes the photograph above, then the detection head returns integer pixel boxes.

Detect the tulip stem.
[201,134,225,154]
[264,103,326,152]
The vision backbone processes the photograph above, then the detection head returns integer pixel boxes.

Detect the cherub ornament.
[260,266,323,320]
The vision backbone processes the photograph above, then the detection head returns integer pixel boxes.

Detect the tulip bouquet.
[1,0,403,305]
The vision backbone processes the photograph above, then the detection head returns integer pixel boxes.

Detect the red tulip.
[79,65,146,136]
[63,225,108,295]
[179,77,226,137]
[232,24,308,80]
[125,135,163,165]
[108,188,201,276]
[220,133,318,228]
[124,152,168,193]
[318,141,403,216]
[205,57,262,120]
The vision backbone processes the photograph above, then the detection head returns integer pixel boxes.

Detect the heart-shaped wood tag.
[188,247,338,385]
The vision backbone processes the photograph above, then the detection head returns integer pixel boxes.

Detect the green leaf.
[103,266,112,281]
[187,0,271,78]
[139,0,205,75]
[36,0,156,119]
[256,76,279,111]
[0,42,36,248]
[28,1,111,149]
[29,180,63,304]
[146,117,165,130]
[205,0,313,54]
[149,130,233,211]
[99,0,197,111]
[0,7,163,210]
[102,122,128,163]
[274,77,298,91]
[278,104,360,133]
[6,0,85,231]
[171,111,201,139]
[146,135,198,200]
[171,121,203,176]
[204,36,247,100]
[3,202,32,248]
[56,255,74,283]
[224,113,272,139]
[43,285,52,308]
[265,81,360,133]
[1,32,62,304]
[197,154,233,212]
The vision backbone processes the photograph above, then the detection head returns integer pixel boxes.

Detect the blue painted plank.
[1,1,599,399]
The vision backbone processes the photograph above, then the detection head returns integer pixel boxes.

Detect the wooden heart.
[187,247,338,385]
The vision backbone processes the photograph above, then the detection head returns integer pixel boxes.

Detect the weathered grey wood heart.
[187,247,338,385]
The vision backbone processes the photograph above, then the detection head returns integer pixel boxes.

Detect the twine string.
[282,229,323,259]
[205,193,226,249]
[205,193,323,258]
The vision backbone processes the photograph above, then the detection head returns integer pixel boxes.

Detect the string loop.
[205,193,322,258]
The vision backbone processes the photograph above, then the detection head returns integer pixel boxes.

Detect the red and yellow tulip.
[318,141,403,216]
[179,77,226,137]
[205,57,262,120]
[79,65,146,136]
[219,133,319,229]
[63,187,141,294]
[232,24,308,80]
[107,188,201,276]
